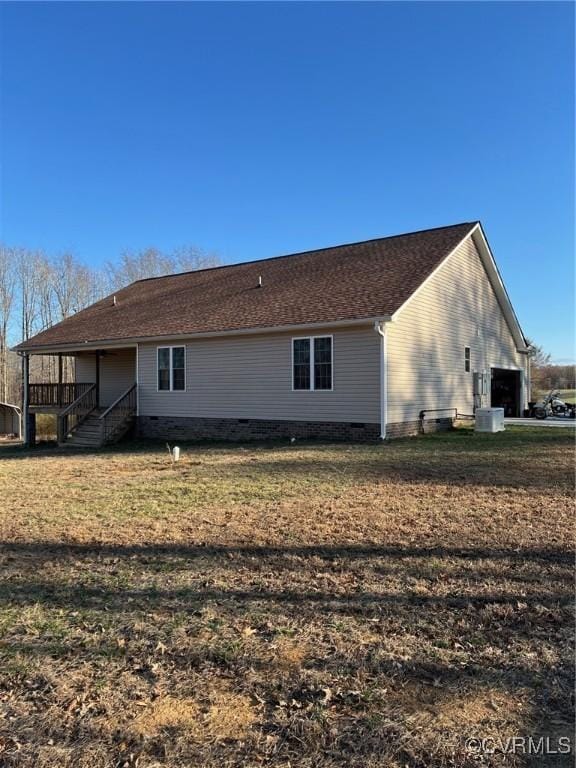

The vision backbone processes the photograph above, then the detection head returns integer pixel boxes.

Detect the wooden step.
[60,440,102,448]
[61,403,135,447]
[61,443,102,449]
[65,439,103,447]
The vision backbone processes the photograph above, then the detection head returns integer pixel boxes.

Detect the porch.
[28,382,95,412]
[21,347,137,447]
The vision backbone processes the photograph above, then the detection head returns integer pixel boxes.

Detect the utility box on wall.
[473,371,489,410]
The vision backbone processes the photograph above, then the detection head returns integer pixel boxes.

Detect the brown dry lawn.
[0,427,573,767]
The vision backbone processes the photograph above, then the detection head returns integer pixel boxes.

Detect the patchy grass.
[0,427,573,767]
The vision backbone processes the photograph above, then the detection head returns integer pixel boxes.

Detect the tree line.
[524,340,575,397]
[532,364,576,393]
[0,245,219,405]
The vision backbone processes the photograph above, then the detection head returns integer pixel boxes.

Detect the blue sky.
[1,1,573,361]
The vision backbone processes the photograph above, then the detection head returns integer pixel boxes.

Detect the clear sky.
[1,1,574,361]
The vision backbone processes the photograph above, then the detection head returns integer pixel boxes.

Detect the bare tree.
[1,241,220,405]
[48,253,105,381]
[17,249,43,342]
[172,245,221,274]
[105,248,173,290]
[526,338,552,368]
[106,246,220,290]
[0,247,16,402]
[51,253,103,319]
[525,338,562,395]
[34,255,58,383]
[73,263,105,311]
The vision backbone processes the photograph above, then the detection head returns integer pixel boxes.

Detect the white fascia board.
[470,224,529,353]
[14,315,392,355]
[16,342,139,356]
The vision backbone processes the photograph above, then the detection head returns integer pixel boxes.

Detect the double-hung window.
[157,346,186,391]
[292,336,333,391]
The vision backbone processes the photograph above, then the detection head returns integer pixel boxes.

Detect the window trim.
[291,335,334,392]
[464,346,471,373]
[157,345,186,392]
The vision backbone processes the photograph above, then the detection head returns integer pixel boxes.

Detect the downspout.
[135,343,139,417]
[374,321,388,440]
[526,352,531,409]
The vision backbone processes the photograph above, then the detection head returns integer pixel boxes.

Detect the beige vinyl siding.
[75,354,96,385]
[75,348,136,407]
[138,326,380,423]
[386,236,527,423]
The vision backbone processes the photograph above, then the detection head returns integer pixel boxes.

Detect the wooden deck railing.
[28,382,94,408]
[99,384,137,444]
[57,384,97,444]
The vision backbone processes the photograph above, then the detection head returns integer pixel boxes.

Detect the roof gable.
[391,223,528,352]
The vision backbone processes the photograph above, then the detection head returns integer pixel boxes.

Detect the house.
[14,222,530,447]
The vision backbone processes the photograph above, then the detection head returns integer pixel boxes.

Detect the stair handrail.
[98,383,137,420]
[57,383,97,443]
[99,384,137,443]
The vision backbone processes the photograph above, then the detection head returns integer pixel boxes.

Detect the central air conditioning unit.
[475,407,505,433]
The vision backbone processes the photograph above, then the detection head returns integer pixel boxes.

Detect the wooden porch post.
[95,351,100,408]
[22,353,35,447]
[58,355,63,407]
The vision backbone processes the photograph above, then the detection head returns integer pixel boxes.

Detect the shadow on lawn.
[2,537,572,622]
[1,540,573,564]
[1,540,573,767]
[1,582,572,617]
[1,541,572,632]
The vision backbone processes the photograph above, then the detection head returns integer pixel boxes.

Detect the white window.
[465,346,471,373]
[157,346,186,391]
[292,336,333,391]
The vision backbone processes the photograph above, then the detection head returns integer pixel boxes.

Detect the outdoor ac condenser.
[475,407,505,433]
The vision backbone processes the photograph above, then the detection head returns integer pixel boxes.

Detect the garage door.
[491,368,521,417]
